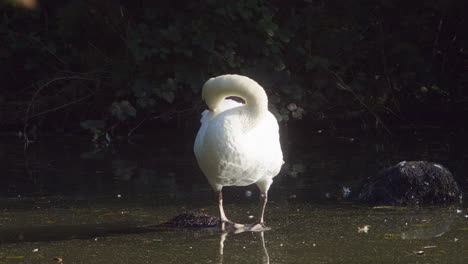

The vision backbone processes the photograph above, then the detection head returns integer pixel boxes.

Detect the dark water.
[0,128,467,263]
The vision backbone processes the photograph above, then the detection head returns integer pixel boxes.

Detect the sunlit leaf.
[111,101,137,121]
[161,91,175,103]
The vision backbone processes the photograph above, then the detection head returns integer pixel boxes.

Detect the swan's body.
[194,74,283,229]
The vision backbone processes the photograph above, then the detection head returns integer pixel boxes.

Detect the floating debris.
[414,250,425,255]
[423,246,437,249]
[162,212,219,228]
[358,225,370,233]
[32,248,39,252]
[384,233,400,239]
[53,257,63,263]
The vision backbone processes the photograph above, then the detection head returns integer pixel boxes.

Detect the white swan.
[194,74,283,230]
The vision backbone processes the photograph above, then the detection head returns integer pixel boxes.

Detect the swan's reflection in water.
[218,231,270,264]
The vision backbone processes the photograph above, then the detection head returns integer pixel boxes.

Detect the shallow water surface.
[0,131,467,263]
[0,199,467,263]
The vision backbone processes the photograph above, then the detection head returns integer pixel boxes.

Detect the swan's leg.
[218,190,245,230]
[218,190,229,222]
[254,177,272,227]
[242,191,270,231]
[257,191,268,225]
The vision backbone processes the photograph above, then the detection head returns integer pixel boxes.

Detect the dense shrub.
[1,0,467,137]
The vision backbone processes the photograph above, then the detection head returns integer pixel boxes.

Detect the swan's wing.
[196,100,241,164]
[256,112,284,176]
[200,109,210,123]
[194,110,210,162]
[200,99,242,124]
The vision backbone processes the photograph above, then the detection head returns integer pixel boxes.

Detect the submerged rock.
[162,212,220,228]
[359,161,462,206]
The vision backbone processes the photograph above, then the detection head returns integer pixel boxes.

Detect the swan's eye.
[226,96,245,104]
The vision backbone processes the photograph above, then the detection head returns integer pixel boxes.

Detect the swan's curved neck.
[202,75,268,121]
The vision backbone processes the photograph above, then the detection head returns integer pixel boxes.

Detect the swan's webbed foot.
[248,221,271,231]
[220,219,245,231]
[231,221,271,233]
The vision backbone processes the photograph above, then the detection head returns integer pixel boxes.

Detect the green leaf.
[154,78,178,103]
[161,91,175,103]
[132,79,152,98]
[47,41,56,53]
[112,62,132,87]
[239,9,252,20]
[306,56,330,70]
[111,101,137,121]
[80,120,106,131]
[137,97,156,108]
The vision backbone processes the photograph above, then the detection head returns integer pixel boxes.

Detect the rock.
[358,161,462,206]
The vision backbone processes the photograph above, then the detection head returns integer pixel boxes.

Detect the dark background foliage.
[1,0,467,139]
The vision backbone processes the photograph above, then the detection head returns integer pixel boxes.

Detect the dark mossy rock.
[162,212,220,228]
[359,161,462,206]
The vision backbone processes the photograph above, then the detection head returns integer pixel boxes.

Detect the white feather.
[194,75,283,193]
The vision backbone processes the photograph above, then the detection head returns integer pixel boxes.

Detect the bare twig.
[88,41,111,62]
[23,76,96,141]
[329,70,392,135]
[432,16,444,57]
[127,116,149,138]
[25,93,94,120]
[25,76,95,117]
[127,107,194,138]
[26,35,67,65]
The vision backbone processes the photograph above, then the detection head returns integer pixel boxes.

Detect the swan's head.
[201,74,268,113]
